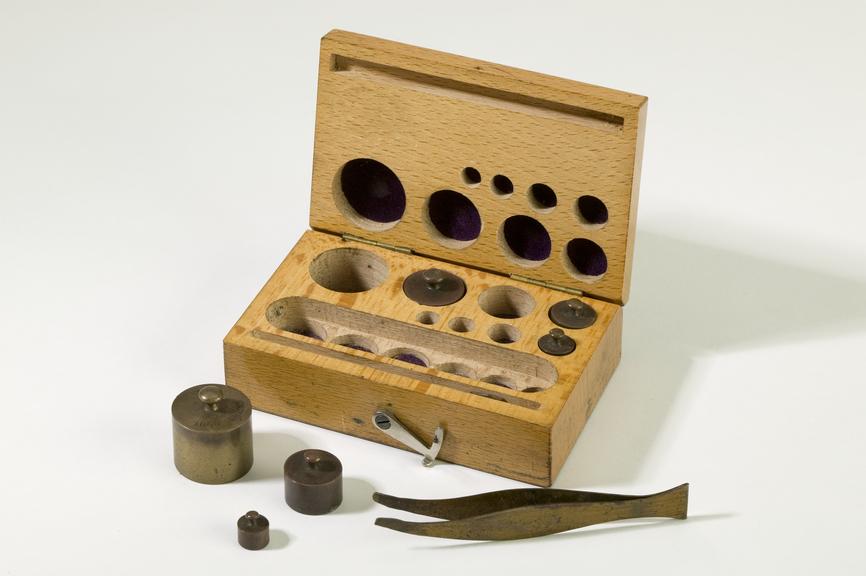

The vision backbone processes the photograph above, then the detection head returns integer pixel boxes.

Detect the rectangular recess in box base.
[224,230,624,486]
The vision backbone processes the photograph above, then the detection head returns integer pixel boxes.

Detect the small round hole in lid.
[461,167,482,186]
[575,195,609,227]
[528,183,557,212]
[491,174,514,197]
[564,238,608,280]
[424,190,482,248]
[499,215,551,267]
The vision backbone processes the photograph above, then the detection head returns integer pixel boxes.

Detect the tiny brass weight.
[171,384,253,484]
[237,511,269,550]
[284,449,343,515]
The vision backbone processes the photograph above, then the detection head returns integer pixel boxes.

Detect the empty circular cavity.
[499,215,551,266]
[528,183,557,212]
[448,317,475,333]
[481,374,517,389]
[461,167,481,186]
[424,190,482,248]
[386,348,429,367]
[491,174,514,196]
[335,158,406,231]
[309,248,388,293]
[488,323,521,344]
[332,334,378,354]
[478,285,535,319]
[564,238,608,279]
[265,301,326,340]
[576,195,609,226]
[435,362,476,379]
[415,310,440,325]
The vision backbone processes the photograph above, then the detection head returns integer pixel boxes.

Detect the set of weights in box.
[224,30,647,486]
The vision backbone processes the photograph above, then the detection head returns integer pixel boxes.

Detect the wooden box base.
[224,230,622,486]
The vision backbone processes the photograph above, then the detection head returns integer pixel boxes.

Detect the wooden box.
[224,30,646,486]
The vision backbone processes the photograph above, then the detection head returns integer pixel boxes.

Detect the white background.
[2,1,865,574]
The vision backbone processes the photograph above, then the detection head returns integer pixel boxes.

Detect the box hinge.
[509,274,584,296]
[341,233,413,254]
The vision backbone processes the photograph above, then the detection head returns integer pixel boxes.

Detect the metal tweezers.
[373,483,689,541]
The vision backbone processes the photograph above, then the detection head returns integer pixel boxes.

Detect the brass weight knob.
[198,385,223,410]
[538,328,577,356]
[402,268,467,307]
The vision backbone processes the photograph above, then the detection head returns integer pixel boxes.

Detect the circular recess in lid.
[424,190,482,249]
[335,158,406,231]
[576,195,609,227]
[564,238,608,280]
[461,167,482,186]
[528,183,557,212]
[499,215,552,267]
[491,174,514,197]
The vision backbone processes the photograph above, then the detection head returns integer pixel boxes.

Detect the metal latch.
[372,410,444,467]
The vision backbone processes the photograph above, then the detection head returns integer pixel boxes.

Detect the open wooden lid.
[309,30,646,305]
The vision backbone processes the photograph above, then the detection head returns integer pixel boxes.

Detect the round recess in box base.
[309,247,389,293]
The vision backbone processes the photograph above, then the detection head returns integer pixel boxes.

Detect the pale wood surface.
[309,30,647,304]
[226,31,641,485]
[225,230,623,485]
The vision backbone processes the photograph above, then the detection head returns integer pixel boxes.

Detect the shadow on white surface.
[556,231,866,487]
[337,477,376,514]
[241,432,307,482]
[265,529,290,550]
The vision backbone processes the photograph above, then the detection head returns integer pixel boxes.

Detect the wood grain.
[225,230,622,485]
[224,31,644,485]
[310,30,647,305]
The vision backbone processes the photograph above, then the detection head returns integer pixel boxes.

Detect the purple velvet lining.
[577,195,608,224]
[291,328,323,340]
[428,190,482,241]
[393,353,427,367]
[462,167,481,184]
[503,215,551,261]
[340,343,373,353]
[566,238,608,276]
[340,158,406,223]
[529,183,557,208]
[491,174,513,195]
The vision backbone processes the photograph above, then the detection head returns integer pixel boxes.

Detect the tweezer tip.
[372,492,406,509]
[374,517,409,532]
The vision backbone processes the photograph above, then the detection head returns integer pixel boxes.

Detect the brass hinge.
[341,233,413,254]
[509,274,584,296]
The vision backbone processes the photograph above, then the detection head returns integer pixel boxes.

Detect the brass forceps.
[373,483,689,541]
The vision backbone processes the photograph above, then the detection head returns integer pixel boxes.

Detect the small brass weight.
[172,384,253,484]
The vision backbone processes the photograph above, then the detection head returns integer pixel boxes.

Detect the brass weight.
[171,384,253,484]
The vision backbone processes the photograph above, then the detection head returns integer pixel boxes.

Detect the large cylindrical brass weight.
[171,384,253,484]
